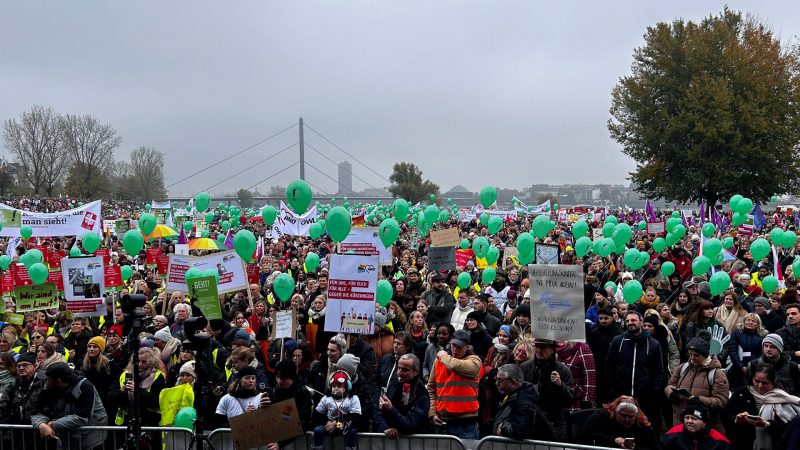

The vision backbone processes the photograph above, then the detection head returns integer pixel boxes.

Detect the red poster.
[47,270,65,292]
[455,249,474,268]
[157,254,170,275]
[146,247,162,266]
[13,264,32,287]
[95,248,110,266]
[1,273,13,293]
[105,265,122,288]
[246,263,260,285]
[48,250,65,268]
[35,245,50,264]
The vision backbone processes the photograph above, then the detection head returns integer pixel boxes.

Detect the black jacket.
[777,325,800,364]
[662,424,732,450]
[492,381,554,440]
[588,321,623,402]
[605,330,664,399]
[422,288,455,326]
[520,357,575,441]
[580,409,659,450]
[371,375,430,435]
[270,381,314,431]
[0,375,43,424]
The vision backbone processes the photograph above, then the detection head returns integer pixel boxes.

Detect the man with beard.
[450,289,474,331]
[520,338,576,441]
[373,354,431,439]
[0,353,43,434]
[471,294,501,337]
[422,273,455,326]
[606,311,664,435]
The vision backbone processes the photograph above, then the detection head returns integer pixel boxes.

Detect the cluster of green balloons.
[769,228,798,249]
[729,195,753,227]
[623,248,651,271]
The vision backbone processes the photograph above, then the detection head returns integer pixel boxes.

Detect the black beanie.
[687,337,711,357]
[275,359,297,380]
[45,362,72,382]
[236,366,257,379]
[17,352,37,365]
[466,311,482,322]
[515,304,530,318]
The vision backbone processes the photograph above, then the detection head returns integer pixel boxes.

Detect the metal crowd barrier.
[475,436,617,450]
[207,430,467,450]
[0,424,193,450]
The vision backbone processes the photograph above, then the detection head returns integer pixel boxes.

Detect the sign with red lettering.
[324,254,379,335]
[47,270,64,292]
[12,264,32,287]
[146,247,162,267]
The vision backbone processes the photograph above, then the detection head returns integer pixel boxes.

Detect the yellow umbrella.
[143,224,178,240]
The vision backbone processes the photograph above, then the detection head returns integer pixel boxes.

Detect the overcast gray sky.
[2,1,799,198]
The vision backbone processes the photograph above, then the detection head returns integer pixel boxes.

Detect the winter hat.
[643,315,660,329]
[17,352,37,365]
[179,361,196,378]
[682,280,698,290]
[275,359,297,380]
[763,334,784,353]
[500,325,512,337]
[754,297,770,309]
[595,288,608,299]
[450,329,471,347]
[88,336,106,353]
[106,324,124,337]
[507,290,517,301]
[45,362,72,382]
[335,354,361,378]
[373,310,387,330]
[139,337,155,348]
[154,327,173,343]
[621,272,635,281]
[330,371,350,387]
[682,398,709,422]
[466,311,482,322]
[236,366,257,379]
[515,304,530,318]
[686,337,710,357]
[234,329,251,342]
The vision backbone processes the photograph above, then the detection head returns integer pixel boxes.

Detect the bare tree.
[129,147,166,200]
[2,105,69,195]
[60,113,121,197]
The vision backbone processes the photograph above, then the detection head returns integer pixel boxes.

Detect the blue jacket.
[728,328,763,369]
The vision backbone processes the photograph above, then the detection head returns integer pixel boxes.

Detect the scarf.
[716,306,745,334]
[310,307,325,321]
[0,369,12,386]
[233,387,257,399]
[749,386,800,450]
[128,368,158,400]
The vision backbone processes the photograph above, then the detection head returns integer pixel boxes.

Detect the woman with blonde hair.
[728,312,767,389]
[115,347,167,427]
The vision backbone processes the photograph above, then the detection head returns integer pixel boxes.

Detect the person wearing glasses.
[491,363,553,440]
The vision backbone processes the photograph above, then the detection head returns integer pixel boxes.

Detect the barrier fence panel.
[0,424,193,450]
[207,430,467,450]
[476,436,618,450]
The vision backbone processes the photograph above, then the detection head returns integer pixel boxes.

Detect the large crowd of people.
[3,196,800,450]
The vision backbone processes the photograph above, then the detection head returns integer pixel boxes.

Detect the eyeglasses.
[495,377,511,383]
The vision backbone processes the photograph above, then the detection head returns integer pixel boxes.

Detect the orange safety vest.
[432,358,482,415]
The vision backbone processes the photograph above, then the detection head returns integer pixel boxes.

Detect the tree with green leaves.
[388,162,439,204]
[609,8,800,207]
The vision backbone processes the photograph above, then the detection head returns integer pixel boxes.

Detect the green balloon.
[729,194,743,211]
[572,220,589,238]
[20,225,33,240]
[472,236,490,259]
[309,222,324,239]
[202,268,220,284]
[305,252,320,272]
[424,205,439,225]
[392,199,410,222]
[574,236,592,257]
[692,255,711,276]
[703,238,722,257]
[612,223,632,246]
[485,246,500,265]
[220,220,231,231]
[793,257,800,279]
[201,230,209,238]
[482,267,496,285]
[122,229,145,256]
[457,272,472,289]
[623,248,639,269]
[195,192,210,212]
[0,255,10,270]
[376,279,393,307]
[516,233,535,256]
[69,246,81,257]
[671,211,680,218]
[326,206,352,243]
[722,237,734,249]
[174,407,197,429]
[702,223,716,238]
[460,238,470,250]
[233,230,257,262]
[665,217,681,234]
[488,216,503,235]
[604,215,618,225]
[598,238,615,257]
[783,231,798,249]
[736,197,753,215]
[638,221,647,231]
[429,193,436,202]
[379,218,400,248]
[261,206,277,226]
[139,213,157,236]
[709,271,731,296]
[286,179,312,214]
[762,275,779,295]
[28,263,49,285]
[732,211,746,227]
[771,228,785,245]
[121,265,133,281]
[602,222,615,238]
[661,261,675,276]
[184,268,203,284]
[518,250,535,265]
[479,186,497,208]
[81,232,101,254]
[274,273,296,302]
[532,215,550,239]
[26,249,43,265]
[750,238,770,261]
[771,195,778,203]
[479,212,489,225]
[183,221,193,233]
[604,281,617,295]
[623,280,643,304]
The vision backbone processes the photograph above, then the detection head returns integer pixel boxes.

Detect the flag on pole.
[752,204,767,229]
[223,230,234,250]
[772,245,785,289]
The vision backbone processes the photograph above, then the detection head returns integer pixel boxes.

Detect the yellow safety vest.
[115,371,165,425]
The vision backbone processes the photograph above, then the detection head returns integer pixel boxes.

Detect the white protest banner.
[646,222,666,234]
[61,256,106,317]
[270,201,318,237]
[324,254,379,335]
[271,310,297,339]
[340,227,392,265]
[528,264,585,342]
[515,199,550,216]
[167,250,249,294]
[535,243,560,265]
[102,220,116,234]
[0,200,102,237]
[151,200,172,209]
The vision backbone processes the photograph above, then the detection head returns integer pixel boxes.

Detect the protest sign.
[4,312,24,326]
[146,247,162,267]
[194,219,206,238]
[340,227,392,265]
[528,264,585,342]
[246,263,259,285]
[1,273,13,293]
[503,246,519,268]
[535,243,560,265]
[324,254,379,334]
[592,228,603,242]
[47,270,65,292]
[48,249,65,268]
[188,250,248,294]
[102,220,116,234]
[115,219,131,234]
[104,265,122,289]
[738,215,755,236]
[158,383,195,426]
[428,246,456,271]
[166,254,192,292]
[157,254,170,276]
[61,256,106,317]
[270,201,318,237]
[95,248,110,266]
[187,275,222,320]
[228,399,304,450]
[0,200,102,237]
[174,244,189,255]
[430,227,461,248]
[271,309,297,340]
[14,283,58,312]
[646,222,665,234]
[12,264,32,287]
[151,200,171,209]
[455,249,474,268]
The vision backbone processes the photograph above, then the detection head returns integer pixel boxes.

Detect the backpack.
[677,362,716,393]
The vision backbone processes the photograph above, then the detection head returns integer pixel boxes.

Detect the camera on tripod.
[120,293,150,335]
[181,315,211,352]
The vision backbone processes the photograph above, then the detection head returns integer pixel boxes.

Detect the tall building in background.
[337,161,353,194]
